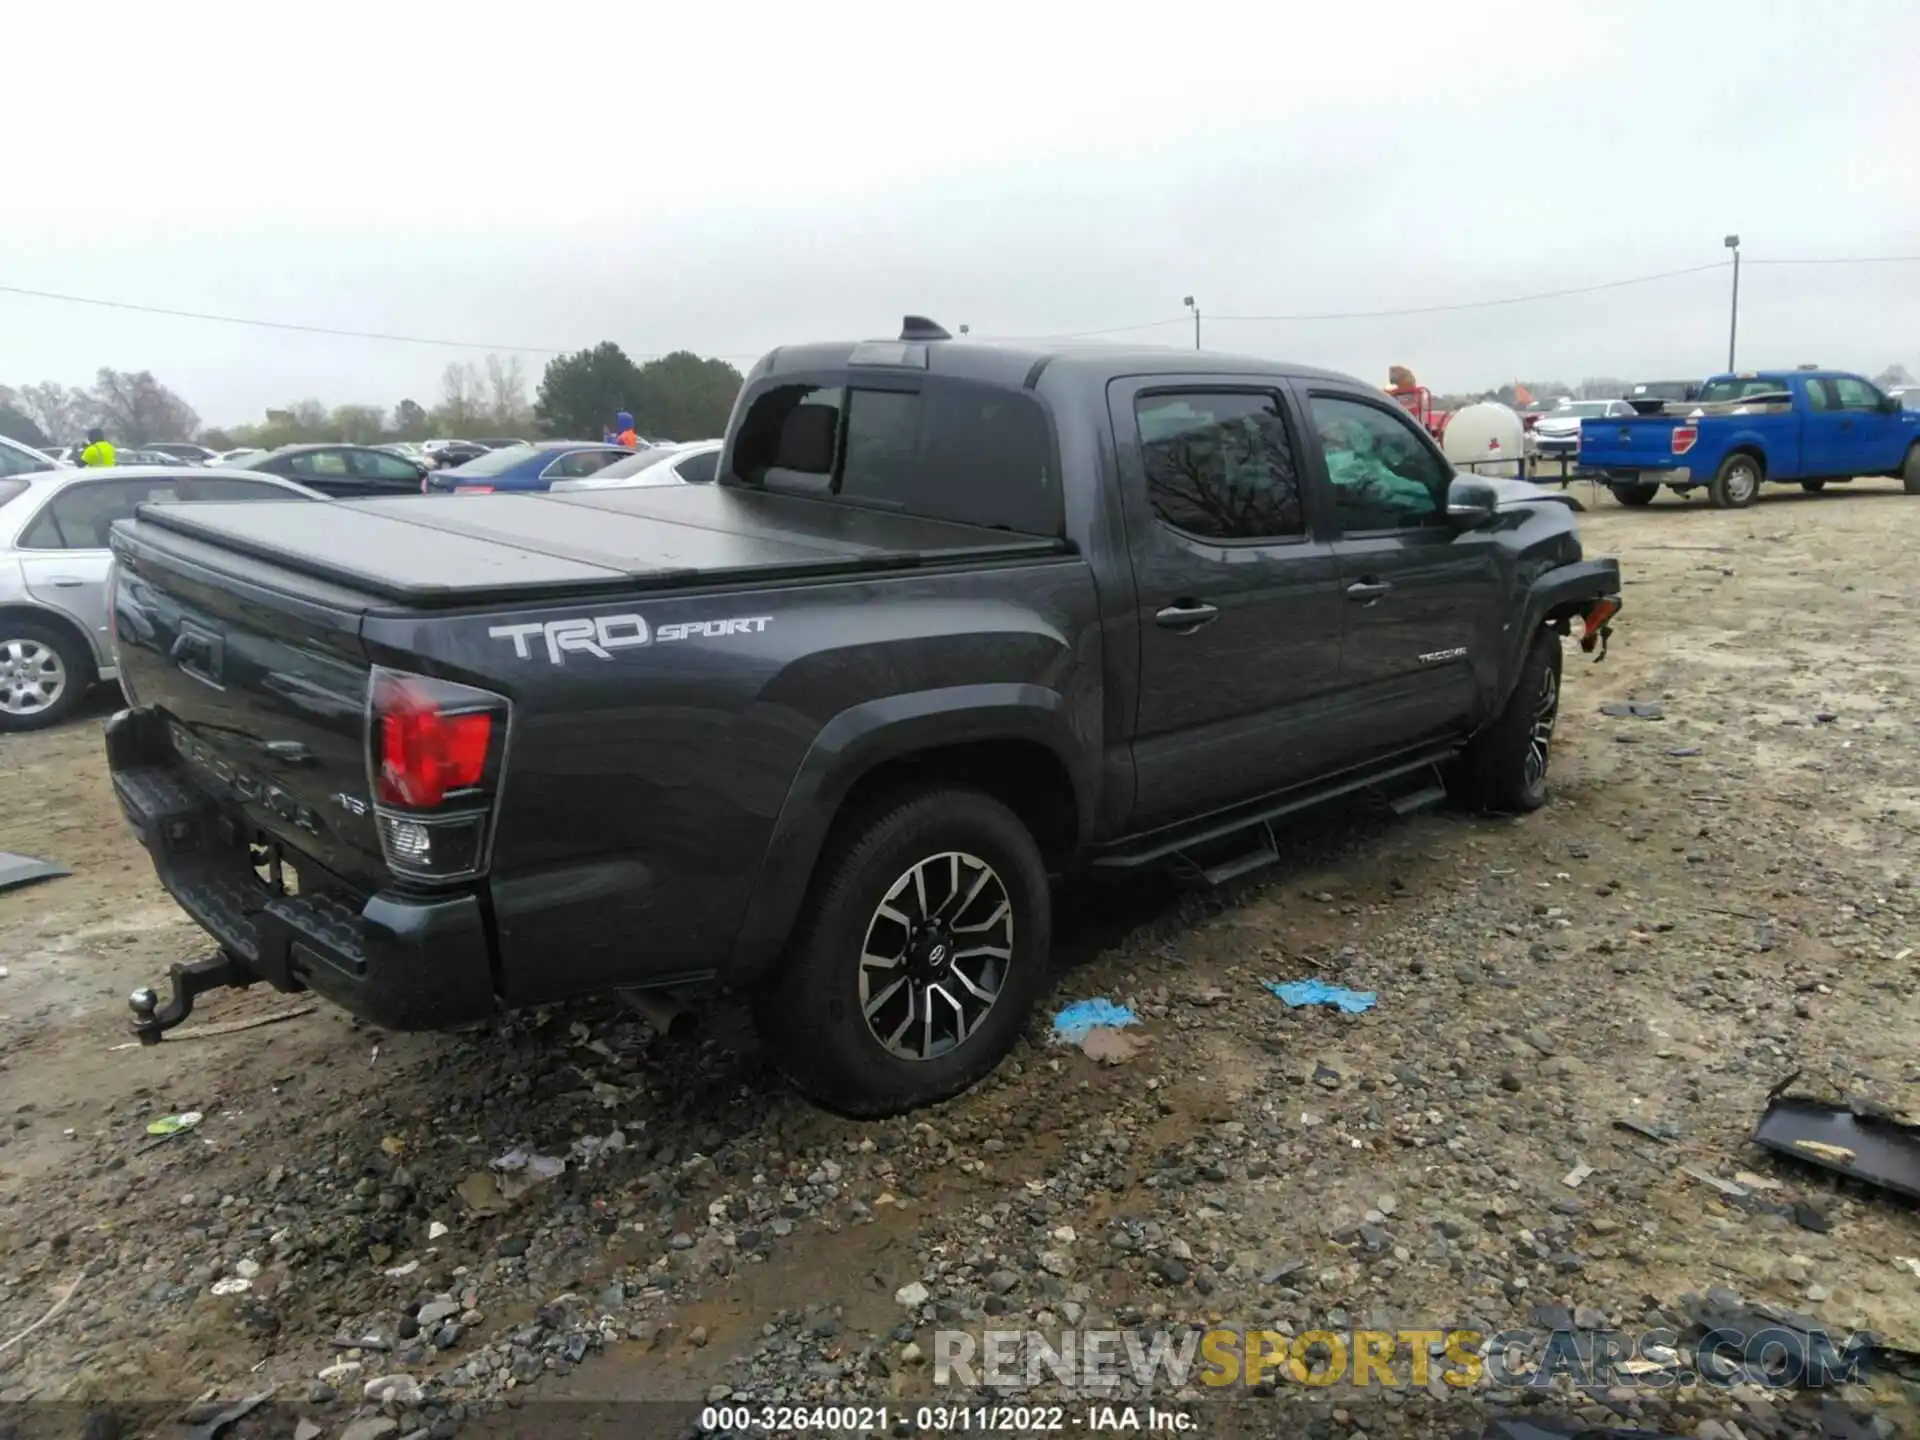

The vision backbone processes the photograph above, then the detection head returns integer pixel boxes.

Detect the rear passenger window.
[1135,391,1305,541]
[676,449,718,484]
[731,379,1058,535]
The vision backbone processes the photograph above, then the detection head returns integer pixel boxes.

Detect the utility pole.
[1724,235,1741,371]
[1183,295,1200,351]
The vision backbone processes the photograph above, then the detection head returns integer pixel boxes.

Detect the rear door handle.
[1346,580,1394,602]
[1155,601,1219,631]
[49,576,85,587]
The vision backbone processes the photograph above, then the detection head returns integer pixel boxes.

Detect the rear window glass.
[1697,377,1792,403]
[732,378,1058,535]
[445,445,544,477]
[0,478,30,508]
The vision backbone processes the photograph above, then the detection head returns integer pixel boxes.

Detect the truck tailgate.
[108,516,391,893]
[131,484,1068,607]
[1577,415,1684,468]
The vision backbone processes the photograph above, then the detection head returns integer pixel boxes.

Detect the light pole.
[1724,235,1741,371]
[1183,295,1200,351]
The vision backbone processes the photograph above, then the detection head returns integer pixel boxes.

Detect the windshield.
[443,443,542,476]
[220,449,272,469]
[1697,377,1791,404]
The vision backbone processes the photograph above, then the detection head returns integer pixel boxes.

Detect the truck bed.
[130,483,1069,609]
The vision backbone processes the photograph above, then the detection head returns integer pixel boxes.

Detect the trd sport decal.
[489,614,771,665]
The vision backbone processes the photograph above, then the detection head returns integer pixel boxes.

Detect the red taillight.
[1671,425,1697,455]
[373,673,494,808]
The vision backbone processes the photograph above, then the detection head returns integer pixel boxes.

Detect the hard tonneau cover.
[125,483,1070,609]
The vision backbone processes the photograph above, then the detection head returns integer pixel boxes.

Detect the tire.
[1449,628,1564,814]
[1709,452,1762,508]
[1800,479,1826,493]
[1903,444,1920,496]
[1610,483,1658,507]
[0,617,90,733]
[752,786,1051,1118]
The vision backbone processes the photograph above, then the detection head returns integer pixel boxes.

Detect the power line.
[977,316,1192,342]
[0,281,573,354]
[4,253,1914,358]
[1211,261,1732,324]
[1746,255,1920,266]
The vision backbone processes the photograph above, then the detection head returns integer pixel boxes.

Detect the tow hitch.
[1578,597,1620,663]
[128,953,256,1044]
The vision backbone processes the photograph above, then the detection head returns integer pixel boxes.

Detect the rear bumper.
[1598,466,1692,488]
[105,706,498,1032]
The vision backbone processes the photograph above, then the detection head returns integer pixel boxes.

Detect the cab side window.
[1307,395,1449,533]
[1135,391,1304,541]
[1832,376,1883,412]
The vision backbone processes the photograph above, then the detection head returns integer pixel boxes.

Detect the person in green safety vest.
[79,428,116,467]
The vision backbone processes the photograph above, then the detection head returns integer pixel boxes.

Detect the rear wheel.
[1800,479,1827,493]
[1709,452,1762,508]
[0,618,90,733]
[1903,444,1920,496]
[1610,483,1658,507]
[752,786,1051,1117]
[1448,629,1563,813]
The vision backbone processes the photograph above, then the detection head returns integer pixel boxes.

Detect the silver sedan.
[0,465,319,731]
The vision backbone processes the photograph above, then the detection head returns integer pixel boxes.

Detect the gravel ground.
[1,480,1916,1440]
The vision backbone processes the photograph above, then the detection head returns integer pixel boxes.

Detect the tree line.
[0,343,745,452]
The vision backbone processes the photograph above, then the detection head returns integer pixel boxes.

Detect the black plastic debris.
[1612,1115,1679,1144]
[1598,701,1664,719]
[0,852,70,894]
[1753,1089,1920,1203]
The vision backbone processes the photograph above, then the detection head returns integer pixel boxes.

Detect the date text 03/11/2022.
[698,1404,1194,1432]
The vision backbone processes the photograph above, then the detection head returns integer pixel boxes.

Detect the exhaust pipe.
[618,986,698,1039]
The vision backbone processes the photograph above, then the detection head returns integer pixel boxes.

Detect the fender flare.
[1498,558,1622,706]
[725,683,1091,979]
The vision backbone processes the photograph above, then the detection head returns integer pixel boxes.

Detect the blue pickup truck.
[1578,369,1920,508]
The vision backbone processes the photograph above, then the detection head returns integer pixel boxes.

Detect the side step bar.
[1166,762,1454,889]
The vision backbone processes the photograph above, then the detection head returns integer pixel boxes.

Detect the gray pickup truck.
[103,318,1622,1115]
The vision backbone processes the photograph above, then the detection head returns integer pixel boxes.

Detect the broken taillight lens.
[367,668,509,881]
[1671,426,1698,455]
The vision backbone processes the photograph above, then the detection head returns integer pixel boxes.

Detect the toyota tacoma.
[103,318,1622,1116]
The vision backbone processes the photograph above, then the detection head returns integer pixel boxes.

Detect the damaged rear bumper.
[105,706,498,1037]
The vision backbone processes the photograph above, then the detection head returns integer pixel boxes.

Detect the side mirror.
[1446,474,1499,528]
[1883,394,1902,415]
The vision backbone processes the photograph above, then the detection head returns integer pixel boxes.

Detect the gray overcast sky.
[4,0,1916,426]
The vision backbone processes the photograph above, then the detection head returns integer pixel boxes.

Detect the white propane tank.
[1440,401,1527,479]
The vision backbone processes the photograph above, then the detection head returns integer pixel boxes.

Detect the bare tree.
[91,369,200,444]
[483,354,531,433]
[13,381,96,443]
[433,362,486,433]
[331,404,386,444]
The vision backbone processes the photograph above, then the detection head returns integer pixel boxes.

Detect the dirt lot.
[1,480,1916,1440]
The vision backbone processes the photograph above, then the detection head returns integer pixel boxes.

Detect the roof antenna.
[899,315,952,342]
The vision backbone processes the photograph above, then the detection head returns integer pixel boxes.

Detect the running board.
[1089,743,1461,872]
[1388,766,1449,816]
[1190,823,1281,887]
